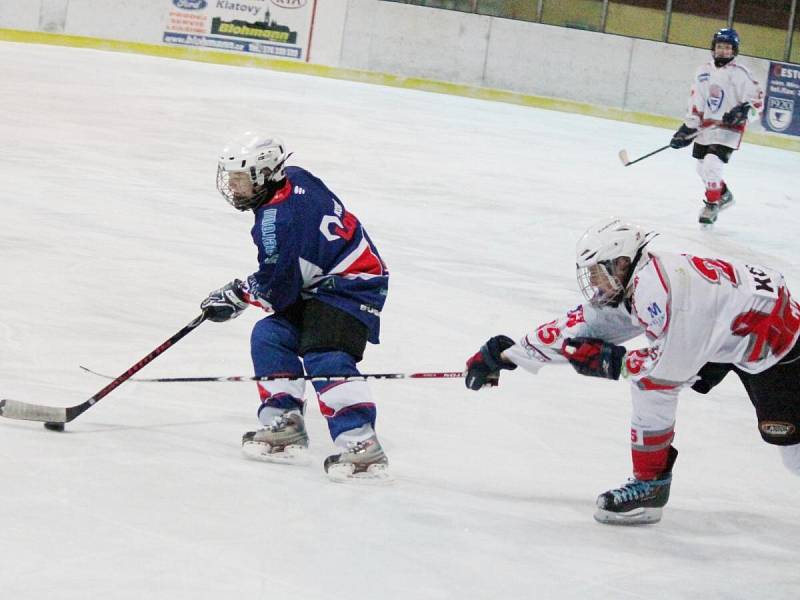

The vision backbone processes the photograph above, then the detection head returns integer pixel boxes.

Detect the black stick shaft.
[0,314,207,425]
[623,144,671,166]
[67,314,207,420]
[622,126,711,167]
[78,368,466,383]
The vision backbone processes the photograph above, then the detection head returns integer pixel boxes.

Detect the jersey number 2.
[320,211,358,241]
[688,256,738,285]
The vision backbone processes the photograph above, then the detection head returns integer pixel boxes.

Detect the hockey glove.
[722,102,751,127]
[562,337,626,380]
[465,335,518,390]
[201,279,249,322]
[669,124,697,149]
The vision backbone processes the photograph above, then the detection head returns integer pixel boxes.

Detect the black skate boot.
[594,446,678,525]
[242,411,310,464]
[324,434,390,483]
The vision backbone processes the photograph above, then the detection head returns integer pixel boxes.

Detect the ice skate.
[324,434,391,484]
[719,185,735,211]
[242,411,310,464]
[594,446,678,525]
[698,201,719,227]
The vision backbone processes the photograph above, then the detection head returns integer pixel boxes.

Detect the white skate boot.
[242,411,310,464]
[324,434,391,484]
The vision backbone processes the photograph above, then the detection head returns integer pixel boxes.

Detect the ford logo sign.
[173,0,207,9]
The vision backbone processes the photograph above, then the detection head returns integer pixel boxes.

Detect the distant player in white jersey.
[464,218,800,525]
[669,28,764,226]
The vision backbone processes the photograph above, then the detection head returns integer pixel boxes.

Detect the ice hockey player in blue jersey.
[200,132,390,482]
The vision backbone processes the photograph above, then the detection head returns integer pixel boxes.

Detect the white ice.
[1,42,799,599]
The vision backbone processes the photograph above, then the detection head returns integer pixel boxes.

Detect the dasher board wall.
[1,0,797,148]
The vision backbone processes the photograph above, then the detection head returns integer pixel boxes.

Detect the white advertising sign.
[163,0,316,61]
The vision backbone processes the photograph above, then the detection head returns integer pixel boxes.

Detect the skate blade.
[699,221,715,230]
[325,462,393,485]
[242,441,311,465]
[593,506,663,525]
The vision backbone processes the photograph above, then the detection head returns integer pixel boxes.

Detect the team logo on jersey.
[766,96,794,132]
[261,208,278,256]
[707,84,725,113]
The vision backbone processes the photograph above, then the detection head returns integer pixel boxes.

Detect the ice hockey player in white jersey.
[669,28,764,226]
[464,218,800,525]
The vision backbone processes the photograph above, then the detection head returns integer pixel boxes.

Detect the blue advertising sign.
[762,61,800,136]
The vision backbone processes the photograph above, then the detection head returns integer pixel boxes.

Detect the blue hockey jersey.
[242,166,389,343]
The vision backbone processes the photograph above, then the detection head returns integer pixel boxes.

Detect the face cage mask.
[577,260,625,308]
[216,166,272,211]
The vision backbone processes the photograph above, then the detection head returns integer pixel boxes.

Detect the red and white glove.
[465,335,518,390]
[562,337,626,380]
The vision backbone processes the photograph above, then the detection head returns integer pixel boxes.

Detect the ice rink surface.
[1,41,799,599]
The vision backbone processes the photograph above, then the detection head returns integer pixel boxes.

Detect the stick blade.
[0,399,68,423]
[618,149,631,166]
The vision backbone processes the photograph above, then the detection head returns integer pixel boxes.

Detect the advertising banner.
[163,0,316,61]
[762,61,800,136]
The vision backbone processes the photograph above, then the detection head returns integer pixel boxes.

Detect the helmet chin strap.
[249,177,287,211]
[619,241,654,298]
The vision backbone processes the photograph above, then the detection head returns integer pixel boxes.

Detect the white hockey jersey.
[683,59,764,149]
[506,252,800,390]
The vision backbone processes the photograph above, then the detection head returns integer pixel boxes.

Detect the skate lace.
[610,479,653,503]
[345,440,369,455]
[266,412,292,432]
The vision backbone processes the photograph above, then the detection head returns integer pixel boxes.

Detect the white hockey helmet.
[575,218,657,307]
[216,132,290,211]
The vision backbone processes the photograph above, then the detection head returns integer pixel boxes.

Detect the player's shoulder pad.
[695,62,713,81]
[731,62,759,83]
[286,166,338,205]
[286,165,324,189]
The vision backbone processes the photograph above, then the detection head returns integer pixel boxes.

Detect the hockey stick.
[0,313,207,427]
[78,366,465,383]
[618,127,711,167]
[618,144,671,167]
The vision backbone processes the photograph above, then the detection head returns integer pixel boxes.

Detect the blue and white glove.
[201,279,249,322]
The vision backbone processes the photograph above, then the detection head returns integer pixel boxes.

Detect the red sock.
[631,427,674,479]
[705,187,722,204]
